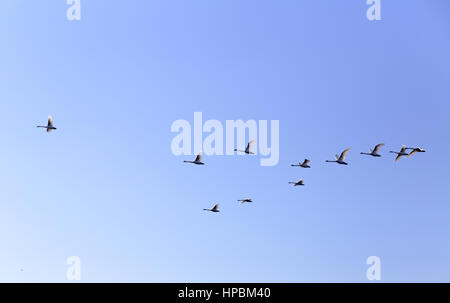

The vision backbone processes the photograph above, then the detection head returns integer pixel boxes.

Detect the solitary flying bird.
[390,145,409,162]
[203,203,220,212]
[234,140,256,154]
[326,148,351,165]
[406,147,426,157]
[37,116,57,132]
[361,143,384,157]
[291,159,311,168]
[238,198,253,204]
[184,152,204,165]
[288,179,305,186]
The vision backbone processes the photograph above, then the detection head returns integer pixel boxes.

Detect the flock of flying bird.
[182,139,427,213]
[37,116,426,213]
[286,144,426,188]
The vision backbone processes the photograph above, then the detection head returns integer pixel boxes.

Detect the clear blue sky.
[0,0,449,282]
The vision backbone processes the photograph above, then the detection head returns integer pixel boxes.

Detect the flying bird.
[234,140,256,154]
[238,198,253,204]
[361,143,384,157]
[288,179,305,186]
[390,145,409,162]
[326,148,351,165]
[37,116,57,132]
[203,203,220,212]
[184,152,204,165]
[291,159,311,168]
[406,147,426,157]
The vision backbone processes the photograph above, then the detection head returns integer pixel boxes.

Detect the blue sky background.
[0,0,449,282]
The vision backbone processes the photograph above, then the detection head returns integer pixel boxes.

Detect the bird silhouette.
[288,179,305,186]
[361,143,384,157]
[390,145,409,162]
[203,203,220,212]
[37,116,57,132]
[291,159,311,168]
[184,152,204,165]
[326,148,351,165]
[234,140,256,154]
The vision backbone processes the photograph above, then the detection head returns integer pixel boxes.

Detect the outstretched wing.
[400,145,407,153]
[246,140,256,152]
[47,116,54,127]
[195,151,202,162]
[303,159,310,166]
[212,203,219,211]
[395,154,403,162]
[339,148,351,161]
[407,150,417,157]
[373,143,384,154]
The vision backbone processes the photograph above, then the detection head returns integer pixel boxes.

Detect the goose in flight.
[326,148,351,165]
[203,203,220,213]
[238,198,253,204]
[184,152,204,165]
[234,140,256,154]
[291,159,311,168]
[37,116,57,132]
[360,143,384,157]
[389,145,409,162]
[288,179,305,186]
[406,147,426,157]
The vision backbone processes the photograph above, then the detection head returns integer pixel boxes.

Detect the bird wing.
[407,150,417,157]
[195,151,202,162]
[339,148,351,161]
[395,154,402,162]
[47,116,54,127]
[373,143,384,153]
[298,179,304,184]
[212,203,219,211]
[400,145,407,153]
[303,159,310,166]
[246,140,256,152]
